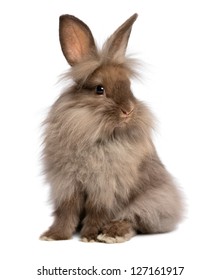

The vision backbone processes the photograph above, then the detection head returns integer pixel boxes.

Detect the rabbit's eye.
[95,85,105,95]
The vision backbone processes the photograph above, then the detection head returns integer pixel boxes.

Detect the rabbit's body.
[40,14,183,243]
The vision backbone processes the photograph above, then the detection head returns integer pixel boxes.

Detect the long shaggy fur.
[40,13,183,242]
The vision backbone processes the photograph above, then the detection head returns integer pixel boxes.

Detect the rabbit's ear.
[103,13,138,62]
[59,15,97,66]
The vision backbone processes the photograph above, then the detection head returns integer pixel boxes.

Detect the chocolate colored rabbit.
[40,13,183,243]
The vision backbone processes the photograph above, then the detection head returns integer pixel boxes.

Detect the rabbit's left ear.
[103,13,138,62]
[59,15,97,66]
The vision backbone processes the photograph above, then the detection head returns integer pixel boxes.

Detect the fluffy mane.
[61,53,141,86]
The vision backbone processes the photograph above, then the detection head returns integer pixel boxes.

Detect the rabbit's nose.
[120,103,134,116]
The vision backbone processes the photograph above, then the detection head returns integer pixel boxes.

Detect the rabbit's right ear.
[59,15,97,66]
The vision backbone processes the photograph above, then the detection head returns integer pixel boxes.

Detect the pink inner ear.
[60,18,95,65]
[65,27,89,61]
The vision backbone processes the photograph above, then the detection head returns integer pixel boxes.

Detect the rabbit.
[40,13,184,243]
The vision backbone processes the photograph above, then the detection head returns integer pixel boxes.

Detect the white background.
[0,0,219,279]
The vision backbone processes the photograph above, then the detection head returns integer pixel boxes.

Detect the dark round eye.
[95,85,105,95]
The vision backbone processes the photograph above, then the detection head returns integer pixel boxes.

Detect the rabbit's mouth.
[115,105,134,128]
[115,117,132,128]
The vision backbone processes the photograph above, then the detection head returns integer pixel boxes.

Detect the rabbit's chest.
[73,144,139,183]
[70,142,141,206]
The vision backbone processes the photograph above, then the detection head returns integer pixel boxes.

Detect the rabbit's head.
[54,14,153,144]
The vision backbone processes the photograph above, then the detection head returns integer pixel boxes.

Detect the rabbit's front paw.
[80,226,99,243]
[40,229,72,241]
